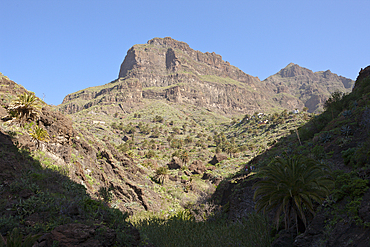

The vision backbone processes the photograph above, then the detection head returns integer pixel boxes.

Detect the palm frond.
[253,155,334,232]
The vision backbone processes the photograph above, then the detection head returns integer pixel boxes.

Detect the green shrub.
[341,147,356,166]
[0,216,19,235]
[0,228,41,247]
[312,145,326,160]
[298,126,315,142]
[320,132,331,143]
[326,170,369,226]
[153,167,169,185]
[153,115,164,123]
[332,170,369,201]
[98,186,114,203]
[145,150,156,159]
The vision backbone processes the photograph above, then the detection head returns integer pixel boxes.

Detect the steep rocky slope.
[58,37,354,117]
[0,75,165,215]
[0,75,151,245]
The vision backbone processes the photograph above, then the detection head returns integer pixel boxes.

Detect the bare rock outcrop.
[167,156,182,169]
[59,37,273,116]
[209,153,228,165]
[354,65,370,90]
[189,160,206,174]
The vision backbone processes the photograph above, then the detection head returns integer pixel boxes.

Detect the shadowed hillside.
[214,65,370,246]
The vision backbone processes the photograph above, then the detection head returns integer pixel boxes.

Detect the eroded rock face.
[57,38,268,116]
[115,37,269,115]
[60,78,142,114]
[59,37,354,116]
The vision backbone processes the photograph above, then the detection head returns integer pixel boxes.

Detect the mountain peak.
[284,62,297,68]
[118,37,259,86]
[147,37,191,50]
[278,63,312,78]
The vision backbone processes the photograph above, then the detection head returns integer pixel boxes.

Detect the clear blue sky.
[1,0,369,105]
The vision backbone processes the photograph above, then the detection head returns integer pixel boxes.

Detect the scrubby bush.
[145,150,156,159]
[153,115,164,123]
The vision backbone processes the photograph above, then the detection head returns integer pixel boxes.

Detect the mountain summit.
[263,63,354,112]
[59,37,354,115]
[118,37,259,87]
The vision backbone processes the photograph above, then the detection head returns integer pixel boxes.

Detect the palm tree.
[8,92,42,122]
[253,156,333,232]
[29,124,50,149]
[154,167,169,185]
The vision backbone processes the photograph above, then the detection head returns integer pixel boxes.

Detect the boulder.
[207,166,216,171]
[209,153,228,165]
[202,172,213,180]
[122,135,130,142]
[184,170,192,176]
[167,157,182,169]
[201,172,222,186]
[211,177,222,186]
[189,160,206,174]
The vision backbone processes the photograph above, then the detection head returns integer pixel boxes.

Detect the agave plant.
[342,110,352,118]
[340,125,352,137]
[320,132,331,143]
[8,92,42,123]
[253,156,333,233]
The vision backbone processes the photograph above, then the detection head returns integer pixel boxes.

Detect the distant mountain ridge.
[263,63,354,112]
[58,37,354,115]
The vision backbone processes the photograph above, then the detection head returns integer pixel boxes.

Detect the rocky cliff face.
[59,38,354,115]
[60,37,272,115]
[263,63,355,112]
